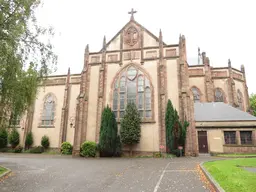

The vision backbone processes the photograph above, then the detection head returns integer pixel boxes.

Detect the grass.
[216,153,256,157]
[0,166,7,175]
[204,158,256,192]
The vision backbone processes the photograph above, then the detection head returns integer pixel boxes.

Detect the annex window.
[240,131,252,145]
[41,93,56,126]
[214,88,224,102]
[112,65,153,121]
[191,87,201,103]
[224,131,236,144]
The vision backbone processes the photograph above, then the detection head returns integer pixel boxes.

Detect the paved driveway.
[0,154,212,192]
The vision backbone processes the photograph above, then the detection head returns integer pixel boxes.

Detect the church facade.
[17,11,256,156]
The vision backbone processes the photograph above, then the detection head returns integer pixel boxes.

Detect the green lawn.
[0,166,7,175]
[216,153,256,157]
[204,158,256,192]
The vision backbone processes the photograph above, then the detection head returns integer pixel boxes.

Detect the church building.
[18,10,256,156]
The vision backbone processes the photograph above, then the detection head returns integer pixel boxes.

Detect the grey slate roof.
[194,102,256,122]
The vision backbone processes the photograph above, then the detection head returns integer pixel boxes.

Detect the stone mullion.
[236,130,241,145]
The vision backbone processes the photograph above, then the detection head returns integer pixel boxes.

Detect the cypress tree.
[165,100,175,152]
[98,105,118,157]
[120,102,141,156]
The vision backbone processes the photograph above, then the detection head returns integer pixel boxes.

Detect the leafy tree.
[0,128,8,148]
[8,128,20,148]
[25,131,33,149]
[0,0,57,126]
[249,93,256,116]
[98,106,118,157]
[41,135,50,149]
[120,102,141,156]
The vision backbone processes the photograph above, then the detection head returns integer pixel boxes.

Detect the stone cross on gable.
[128,8,137,20]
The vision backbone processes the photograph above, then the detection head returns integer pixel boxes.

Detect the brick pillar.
[241,65,250,111]
[202,52,214,102]
[236,131,241,145]
[227,60,237,107]
[59,68,71,148]
[157,30,167,151]
[73,45,91,156]
[179,35,198,156]
[95,37,107,143]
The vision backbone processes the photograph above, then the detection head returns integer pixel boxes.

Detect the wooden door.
[198,131,208,153]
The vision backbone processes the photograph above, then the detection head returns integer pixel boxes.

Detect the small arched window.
[215,88,224,102]
[112,65,153,121]
[41,93,56,126]
[191,87,201,103]
[237,89,244,110]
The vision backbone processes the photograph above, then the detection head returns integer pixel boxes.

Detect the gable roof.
[100,19,167,52]
[194,102,256,122]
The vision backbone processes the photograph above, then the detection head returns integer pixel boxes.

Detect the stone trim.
[199,163,225,192]
[0,165,12,180]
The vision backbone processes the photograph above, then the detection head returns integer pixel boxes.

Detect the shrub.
[153,152,163,158]
[14,145,23,153]
[8,128,20,148]
[0,128,8,149]
[61,142,72,155]
[80,141,97,157]
[98,106,118,157]
[120,102,141,156]
[25,131,33,149]
[41,135,50,149]
[30,146,44,153]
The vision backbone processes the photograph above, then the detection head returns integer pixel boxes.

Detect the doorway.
[198,131,208,153]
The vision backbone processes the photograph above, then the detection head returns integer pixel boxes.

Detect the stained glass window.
[112,66,152,120]
[191,87,200,102]
[215,88,224,102]
[237,89,244,110]
[41,94,55,126]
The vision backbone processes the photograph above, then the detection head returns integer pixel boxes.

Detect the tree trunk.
[129,145,133,157]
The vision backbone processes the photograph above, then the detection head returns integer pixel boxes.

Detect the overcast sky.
[36,0,256,94]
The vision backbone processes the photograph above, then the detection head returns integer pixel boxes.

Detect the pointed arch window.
[237,89,244,110]
[191,87,201,102]
[215,88,224,102]
[41,93,56,126]
[112,65,153,121]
